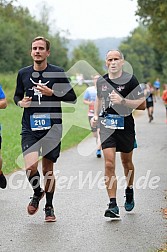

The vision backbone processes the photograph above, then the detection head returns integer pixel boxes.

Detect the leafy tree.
[70,41,104,79]
[136,0,167,81]
[119,25,157,82]
[0,0,69,72]
[137,0,167,44]
[48,34,69,69]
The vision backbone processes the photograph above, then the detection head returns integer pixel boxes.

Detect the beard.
[34,59,45,65]
[33,54,46,65]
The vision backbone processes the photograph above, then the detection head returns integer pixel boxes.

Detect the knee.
[122,159,134,170]
[43,167,53,177]
[105,160,115,174]
[121,156,131,166]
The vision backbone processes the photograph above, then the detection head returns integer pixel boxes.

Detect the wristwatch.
[121,98,126,105]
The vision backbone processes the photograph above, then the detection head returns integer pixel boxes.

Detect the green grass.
[1,104,22,173]
[0,73,17,104]
[0,75,91,174]
[61,125,91,150]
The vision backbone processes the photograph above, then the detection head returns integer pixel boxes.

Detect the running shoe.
[44,206,56,222]
[27,190,45,215]
[96,149,101,158]
[104,204,120,219]
[0,173,7,189]
[124,188,135,212]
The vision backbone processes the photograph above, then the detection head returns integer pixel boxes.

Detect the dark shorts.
[146,101,153,108]
[21,124,62,163]
[100,126,135,153]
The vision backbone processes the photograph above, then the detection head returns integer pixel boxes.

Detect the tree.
[0,0,69,72]
[70,41,104,79]
[119,25,157,82]
[136,0,167,50]
[136,0,167,80]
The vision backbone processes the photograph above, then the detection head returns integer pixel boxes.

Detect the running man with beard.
[14,36,77,222]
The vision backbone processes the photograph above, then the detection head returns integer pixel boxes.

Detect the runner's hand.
[91,116,98,128]
[109,90,122,104]
[19,97,32,108]
[36,84,53,96]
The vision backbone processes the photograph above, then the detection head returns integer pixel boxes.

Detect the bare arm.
[123,97,146,110]
[109,90,146,110]
[136,100,146,110]
[0,98,7,109]
[91,97,102,127]
[83,99,93,106]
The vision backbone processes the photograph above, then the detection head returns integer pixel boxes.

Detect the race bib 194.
[101,114,124,129]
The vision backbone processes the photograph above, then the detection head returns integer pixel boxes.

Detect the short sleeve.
[83,89,90,100]
[128,76,144,100]
[0,85,5,99]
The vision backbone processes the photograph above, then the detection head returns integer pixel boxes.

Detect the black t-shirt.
[14,63,76,134]
[97,72,143,133]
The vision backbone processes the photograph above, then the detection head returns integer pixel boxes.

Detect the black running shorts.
[100,126,135,153]
[146,101,153,108]
[21,125,62,163]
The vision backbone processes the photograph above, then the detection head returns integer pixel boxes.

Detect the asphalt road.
[0,99,167,252]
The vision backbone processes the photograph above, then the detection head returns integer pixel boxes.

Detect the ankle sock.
[126,187,134,202]
[109,198,117,207]
[126,186,133,193]
[45,192,54,208]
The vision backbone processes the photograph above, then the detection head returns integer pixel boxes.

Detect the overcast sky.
[15,0,139,39]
